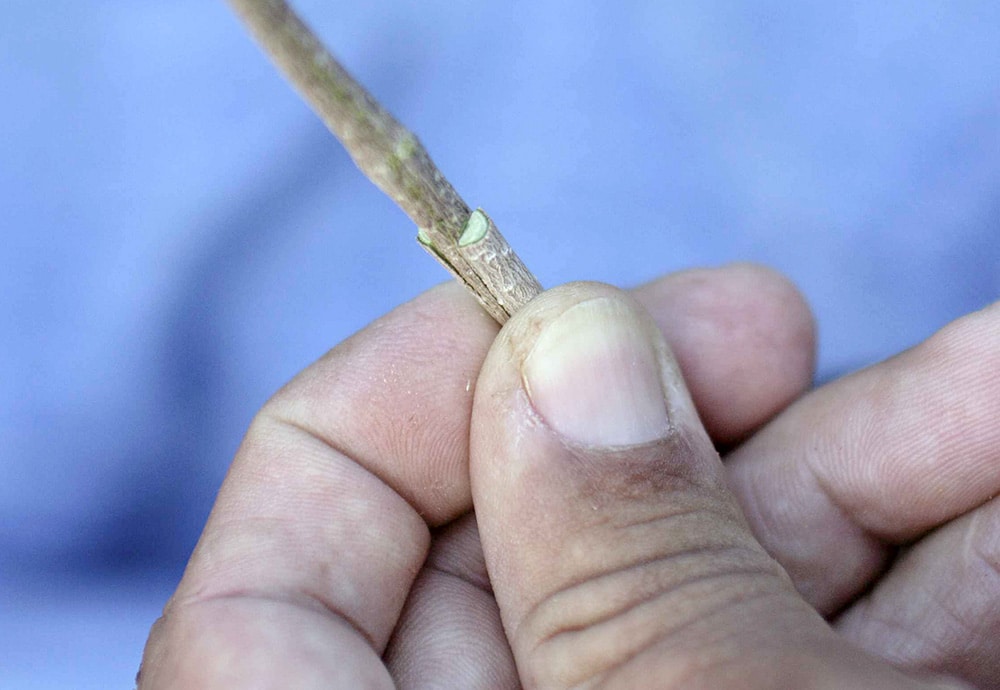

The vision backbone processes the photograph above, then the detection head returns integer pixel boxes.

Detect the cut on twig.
[226,0,542,324]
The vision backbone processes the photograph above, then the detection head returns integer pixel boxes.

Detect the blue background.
[2,1,998,686]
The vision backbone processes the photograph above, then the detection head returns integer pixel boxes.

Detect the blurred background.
[1,1,998,686]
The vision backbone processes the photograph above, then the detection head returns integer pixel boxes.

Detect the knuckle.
[518,543,792,689]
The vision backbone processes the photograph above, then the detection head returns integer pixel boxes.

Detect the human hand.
[138,265,996,688]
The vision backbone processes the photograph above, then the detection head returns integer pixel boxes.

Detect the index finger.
[139,283,499,688]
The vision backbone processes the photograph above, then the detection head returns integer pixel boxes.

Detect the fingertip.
[634,262,816,443]
[265,280,499,527]
[480,281,710,449]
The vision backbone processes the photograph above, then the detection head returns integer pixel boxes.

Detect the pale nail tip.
[523,296,672,448]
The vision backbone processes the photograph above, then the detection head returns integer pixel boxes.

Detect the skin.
[138,264,999,689]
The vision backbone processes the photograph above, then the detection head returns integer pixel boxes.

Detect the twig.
[226,0,542,323]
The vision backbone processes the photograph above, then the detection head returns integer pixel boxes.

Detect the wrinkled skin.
[140,264,999,689]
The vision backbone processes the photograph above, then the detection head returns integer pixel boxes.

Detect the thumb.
[470,283,956,690]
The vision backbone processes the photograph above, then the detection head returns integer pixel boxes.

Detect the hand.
[138,265,997,689]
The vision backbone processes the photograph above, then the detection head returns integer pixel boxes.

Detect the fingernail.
[523,296,671,447]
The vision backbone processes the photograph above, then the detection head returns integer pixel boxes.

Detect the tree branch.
[226,0,542,323]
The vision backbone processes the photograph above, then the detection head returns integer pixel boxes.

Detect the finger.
[381,263,815,689]
[634,263,815,444]
[726,300,1000,614]
[470,283,938,689]
[140,264,816,687]
[139,283,500,688]
[384,513,518,689]
[835,494,1000,690]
